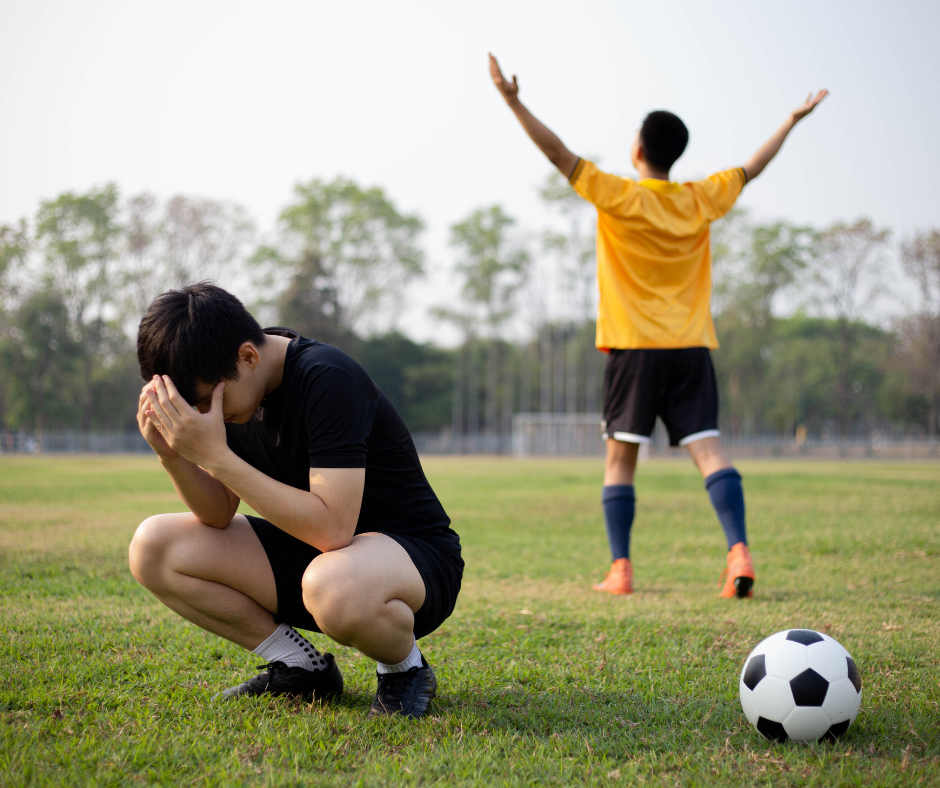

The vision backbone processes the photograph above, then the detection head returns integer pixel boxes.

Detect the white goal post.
[511,413,606,458]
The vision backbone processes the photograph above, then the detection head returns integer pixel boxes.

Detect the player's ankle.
[376,638,423,674]
[253,623,329,672]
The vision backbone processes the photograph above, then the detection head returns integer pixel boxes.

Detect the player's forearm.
[743,116,797,181]
[505,97,579,177]
[160,454,239,527]
[201,450,353,552]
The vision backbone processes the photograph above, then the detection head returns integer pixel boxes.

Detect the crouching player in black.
[129,283,462,719]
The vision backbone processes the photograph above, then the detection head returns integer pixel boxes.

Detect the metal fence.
[1,423,937,460]
[0,429,151,454]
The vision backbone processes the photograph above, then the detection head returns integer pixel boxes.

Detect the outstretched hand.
[791,89,829,123]
[489,53,519,103]
[144,375,228,469]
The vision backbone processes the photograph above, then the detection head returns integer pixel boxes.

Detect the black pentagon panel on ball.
[846,657,862,693]
[790,668,829,706]
[786,629,824,645]
[743,654,767,691]
[822,719,851,742]
[756,717,789,742]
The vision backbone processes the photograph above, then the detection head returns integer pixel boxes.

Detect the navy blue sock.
[705,468,747,550]
[602,485,635,561]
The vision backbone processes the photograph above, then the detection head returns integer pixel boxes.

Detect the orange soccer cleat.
[719,542,755,598]
[593,558,633,595]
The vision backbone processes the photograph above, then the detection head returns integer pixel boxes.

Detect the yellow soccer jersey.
[569,159,746,350]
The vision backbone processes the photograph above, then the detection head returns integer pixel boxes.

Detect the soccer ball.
[739,629,862,743]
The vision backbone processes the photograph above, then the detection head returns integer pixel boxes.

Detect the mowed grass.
[0,456,938,787]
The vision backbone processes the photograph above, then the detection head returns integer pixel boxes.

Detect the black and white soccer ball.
[739,629,862,743]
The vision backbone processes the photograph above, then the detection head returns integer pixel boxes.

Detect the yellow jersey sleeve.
[569,159,636,214]
[688,167,746,221]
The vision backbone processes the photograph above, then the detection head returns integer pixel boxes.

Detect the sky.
[2,0,938,343]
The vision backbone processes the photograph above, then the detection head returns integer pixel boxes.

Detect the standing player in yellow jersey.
[489,53,828,598]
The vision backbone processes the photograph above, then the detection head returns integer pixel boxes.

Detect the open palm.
[489,53,518,101]
[792,89,829,122]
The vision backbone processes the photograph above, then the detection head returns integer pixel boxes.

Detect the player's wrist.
[158,449,184,465]
[196,447,238,479]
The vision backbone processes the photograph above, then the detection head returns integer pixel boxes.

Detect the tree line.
[1,175,938,441]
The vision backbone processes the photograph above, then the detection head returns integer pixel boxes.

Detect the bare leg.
[685,435,734,478]
[128,513,278,650]
[302,532,426,665]
[604,438,640,485]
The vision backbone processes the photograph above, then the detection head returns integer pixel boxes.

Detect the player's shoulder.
[684,167,747,190]
[286,333,380,401]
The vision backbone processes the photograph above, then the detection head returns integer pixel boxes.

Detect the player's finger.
[146,387,173,428]
[153,376,183,423]
[161,376,189,411]
[209,381,226,417]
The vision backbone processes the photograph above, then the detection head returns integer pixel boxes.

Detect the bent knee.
[301,558,371,637]
[128,513,190,587]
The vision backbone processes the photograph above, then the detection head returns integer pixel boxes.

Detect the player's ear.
[238,342,261,370]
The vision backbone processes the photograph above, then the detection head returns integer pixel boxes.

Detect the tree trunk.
[467,341,479,438]
[451,343,464,448]
[553,327,564,413]
[837,317,851,440]
[540,328,551,414]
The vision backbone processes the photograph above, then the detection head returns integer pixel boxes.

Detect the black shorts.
[246,516,463,641]
[602,347,719,448]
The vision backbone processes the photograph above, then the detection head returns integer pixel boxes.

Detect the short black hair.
[639,110,689,172]
[137,282,266,405]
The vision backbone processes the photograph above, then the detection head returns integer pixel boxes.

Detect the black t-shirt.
[225,329,457,549]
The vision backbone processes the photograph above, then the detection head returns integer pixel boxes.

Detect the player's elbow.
[317,523,356,553]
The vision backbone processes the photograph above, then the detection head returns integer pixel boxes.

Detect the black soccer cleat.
[367,656,437,719]
[214,653,344,702]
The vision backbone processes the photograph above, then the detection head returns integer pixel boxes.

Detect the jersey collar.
[638,178,684,194]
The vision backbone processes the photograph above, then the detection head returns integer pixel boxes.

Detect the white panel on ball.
[807,640,849,683]
[750,675,795,723]
[784,706,832,742]
[822,678,862,725]
[739,685,760,726]
[764,640,810,680]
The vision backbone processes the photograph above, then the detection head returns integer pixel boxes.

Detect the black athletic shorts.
[602,347,719,447]
[246,516,463,641]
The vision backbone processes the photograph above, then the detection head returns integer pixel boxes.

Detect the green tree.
[540,170,600,414]
[35,184,122,429]
[810,219,891,437]
[899,229,940,437]
[444,206,528,436]
[0,288,82,440]
[262,177,424,345]
[713,217,813,435]
[0,219,32,426]
[355,332,452,432]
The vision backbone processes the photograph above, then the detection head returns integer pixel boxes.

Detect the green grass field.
[1,455,938,787]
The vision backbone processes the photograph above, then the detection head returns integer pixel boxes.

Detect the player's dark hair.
[137,282,266,405]
[639,110,689,172]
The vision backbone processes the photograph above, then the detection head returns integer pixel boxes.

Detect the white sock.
[252,624,327,672]
[376,638,423,674]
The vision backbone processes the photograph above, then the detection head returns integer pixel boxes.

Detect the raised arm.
[743,90,829,182]
[489,53,579,179]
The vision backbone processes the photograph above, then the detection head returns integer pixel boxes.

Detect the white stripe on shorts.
[678,429,720,446]
[610,431,652,444]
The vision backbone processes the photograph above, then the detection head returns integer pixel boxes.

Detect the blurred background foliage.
[0,176,937,440]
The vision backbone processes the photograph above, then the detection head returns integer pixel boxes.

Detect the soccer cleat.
[719,541,755,598]
[593,557,633,595]
[214,653,343,701]
[367,656,437,719]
